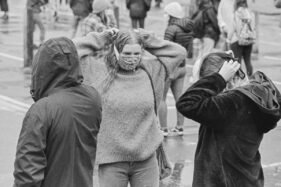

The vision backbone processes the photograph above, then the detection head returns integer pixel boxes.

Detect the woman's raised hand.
[218,60,241,82]
[108,28,119,39]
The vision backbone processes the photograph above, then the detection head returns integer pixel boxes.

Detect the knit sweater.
[73,30,186,164]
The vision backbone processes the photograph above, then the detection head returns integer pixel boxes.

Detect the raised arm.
[13,105,47,187]
[72,30,113,59]
[139,29,186,76]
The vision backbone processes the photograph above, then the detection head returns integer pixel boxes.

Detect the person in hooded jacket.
[176,51,281,187]
[73,28,186,186]
[158,2,194,136]
[13,37,102,187]
[126,0,152,29]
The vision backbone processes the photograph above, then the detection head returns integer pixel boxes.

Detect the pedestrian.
[227,0,255,76]
[0,0,8,20]
[126,0,152,29]
[13,37,102,187]
[27,0,47,47]
[217,0,235,50]
[193,0,220,57]
[76,0,115,37]
[69,0,93,38]
[158,2,194,136]
[155,0,162,8]
[73,28,186,186]
[176,51,281,187]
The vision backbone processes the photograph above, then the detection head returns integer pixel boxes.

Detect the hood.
[235,7,251,19]
[173,17,194,33]
[92,0,111,14]
[236,71,281,133]
[31,37,83,102]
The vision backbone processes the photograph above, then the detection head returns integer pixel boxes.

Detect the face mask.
[118,56,141,71]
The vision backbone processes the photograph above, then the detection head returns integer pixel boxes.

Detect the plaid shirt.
[78,13,107,37]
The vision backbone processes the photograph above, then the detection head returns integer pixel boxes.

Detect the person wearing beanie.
[126,0,152,29]
[73,28,186,186]
[158,2,194,136]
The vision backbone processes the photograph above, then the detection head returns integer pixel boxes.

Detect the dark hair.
[102,30,143,94]
[234,0,248,11]
[199,52,234,78]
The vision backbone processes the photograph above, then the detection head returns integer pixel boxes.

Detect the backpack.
[191,9,206,39]
[235,9,256,46]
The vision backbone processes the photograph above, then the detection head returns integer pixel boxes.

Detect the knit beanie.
[92,0,111,14]
[164,2,184,19]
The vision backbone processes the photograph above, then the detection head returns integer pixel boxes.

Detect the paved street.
[0,0,281,186]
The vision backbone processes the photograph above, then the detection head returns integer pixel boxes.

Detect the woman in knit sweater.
[73,29,186,186]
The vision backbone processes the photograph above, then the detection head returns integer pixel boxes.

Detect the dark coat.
[176,72,281,187]
[69,0,93,18]
[13,38,102,187]
[126,0,151,18]
[202,5,221,41]
[164,17,194,57]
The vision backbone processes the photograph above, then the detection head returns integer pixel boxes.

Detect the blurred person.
[0,0,8,20]
[158,2,194,136]
[13,37,102,187]
[217,0,235,50]
[73,28,186,186]
[155,0,162,8]
[227,0,255,76]
[76,0,113,37]
[126,0,152,29]
[69,0,93,38]
[193,0,220,57]
[27,0,47,47]
[176,52,281,187]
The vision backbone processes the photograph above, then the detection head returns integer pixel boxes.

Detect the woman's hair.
[234,0,248,11]
[199,52,234,78]
[102,30,143,94]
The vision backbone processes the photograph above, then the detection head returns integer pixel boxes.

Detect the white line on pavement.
[264,56,281,61]
[0,52,23,61]
[262,162,281,168]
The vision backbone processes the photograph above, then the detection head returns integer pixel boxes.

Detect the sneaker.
[161,129,169,137]
[171,127,184,136]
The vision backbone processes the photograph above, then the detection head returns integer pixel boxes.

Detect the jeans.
[230,42,253,76]
[198,37,215,58]
[98,153,159,187]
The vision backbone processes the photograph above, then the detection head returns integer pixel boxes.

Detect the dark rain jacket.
[176,72,281,187]
[13,37,102,187]
[126,0,151,18]
[164,17,194,57]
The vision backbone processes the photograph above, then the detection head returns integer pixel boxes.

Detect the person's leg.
[98,162,129,187]
[242,44,253,76]
[139,18,145,29]
[170,76,185,129]
[0,0,8,20]
[158,80,171,136]
[131,18,138,29]
[33,12,46,44]
[201,37,215,56]
[230,41,243,63]
[70,16,80,38]
[130,153,159,187]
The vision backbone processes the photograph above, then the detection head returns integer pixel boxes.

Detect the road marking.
[260,41,281,47]
[262,162,281,168]
[0,52,23,61]
[264,56,281,61]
